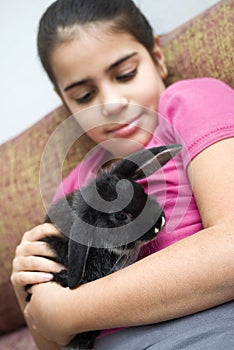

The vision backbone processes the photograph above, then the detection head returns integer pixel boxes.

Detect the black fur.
[26,144,181,349]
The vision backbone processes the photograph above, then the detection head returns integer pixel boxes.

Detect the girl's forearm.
[62,223,234,335]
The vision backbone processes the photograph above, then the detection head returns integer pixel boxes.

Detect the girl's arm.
[24,137,234,347]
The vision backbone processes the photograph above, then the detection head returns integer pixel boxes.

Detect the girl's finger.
[11,271,54,287]
[16,241,57,259]
[22,223,61,243]
[12,255,65,274]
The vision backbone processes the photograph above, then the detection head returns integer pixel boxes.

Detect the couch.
[0,1,233,348]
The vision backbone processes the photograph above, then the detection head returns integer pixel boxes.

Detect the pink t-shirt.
[53,78,234,255]
[52,78,234,339]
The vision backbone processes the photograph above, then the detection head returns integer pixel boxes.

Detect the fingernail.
[43,273,53,280]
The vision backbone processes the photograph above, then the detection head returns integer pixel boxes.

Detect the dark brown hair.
[37,0,155,86]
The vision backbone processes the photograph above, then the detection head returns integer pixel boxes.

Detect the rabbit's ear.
[67,220,92,289]
[113,144,182,180]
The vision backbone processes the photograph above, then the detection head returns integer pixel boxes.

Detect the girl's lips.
[109,115,142,138]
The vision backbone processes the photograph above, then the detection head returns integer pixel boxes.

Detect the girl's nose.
[101,87,128,117]
[102,101,128,117]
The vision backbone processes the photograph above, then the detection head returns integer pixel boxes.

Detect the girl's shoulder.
[158,77,234,122]
[157,78,234,168]
[160,77,233,109]
[163,77,233,95]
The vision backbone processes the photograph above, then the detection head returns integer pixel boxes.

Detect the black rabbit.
[27,144,181,349]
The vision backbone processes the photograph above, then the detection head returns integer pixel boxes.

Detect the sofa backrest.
[0,0,233,335]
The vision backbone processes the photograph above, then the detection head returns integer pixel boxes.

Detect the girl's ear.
[152,36,168,80]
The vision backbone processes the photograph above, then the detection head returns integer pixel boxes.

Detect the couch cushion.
[161,0,234,88]
[0,106,95,334]
[0,327,37,349]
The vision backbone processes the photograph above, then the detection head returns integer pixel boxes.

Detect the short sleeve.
[158,78,234,167]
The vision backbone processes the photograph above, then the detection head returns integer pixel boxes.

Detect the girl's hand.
[11,223,72,348]
[11,223,65,307]
[24,282,74,346]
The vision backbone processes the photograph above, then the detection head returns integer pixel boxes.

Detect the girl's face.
[51,26,167,156]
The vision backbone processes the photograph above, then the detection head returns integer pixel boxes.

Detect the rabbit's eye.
[114,211,128,221]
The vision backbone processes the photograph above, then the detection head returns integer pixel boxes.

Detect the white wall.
[0,0,219,144]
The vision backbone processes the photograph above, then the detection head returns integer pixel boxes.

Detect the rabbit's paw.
[53,269,68,287]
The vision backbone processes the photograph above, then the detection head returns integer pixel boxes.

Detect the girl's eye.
[75,90,96,105]
[116,69,137,82]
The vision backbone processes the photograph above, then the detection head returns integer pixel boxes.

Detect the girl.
[11,0,234,349]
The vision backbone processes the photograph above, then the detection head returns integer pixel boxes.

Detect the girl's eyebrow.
[63,52,138,92]
[64,78,90,92]
[107,52,138,72]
